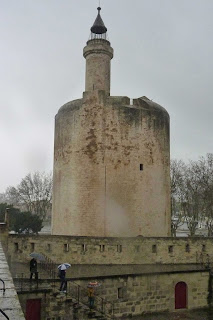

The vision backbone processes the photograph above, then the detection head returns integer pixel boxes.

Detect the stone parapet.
[0,241,25,319]
[7,234,213,267]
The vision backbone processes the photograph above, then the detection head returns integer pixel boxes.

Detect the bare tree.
[170,159,185,236]
[0,193,6,203]
[195,154,213,236]
[170,156,211,237]
[182,161,204,236]
[6,172,52,220]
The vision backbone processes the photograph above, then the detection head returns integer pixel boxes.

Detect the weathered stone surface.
[52,91,170,237]
[8,234,213,267]
[83,39,113,95]
[51,31,171,238]
[15,269,210,319]
[0,242,25,319]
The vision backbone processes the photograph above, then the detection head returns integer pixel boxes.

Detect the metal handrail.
[39,253,56,278]
[0,278,6,293]
[0,309,9,320]
[14,274,115,319]
[68,281,114,319]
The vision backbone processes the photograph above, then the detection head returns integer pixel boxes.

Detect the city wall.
[5,234,213,317]
[17,270,210,319]
[8,234,212,266]
[90,271,210,316]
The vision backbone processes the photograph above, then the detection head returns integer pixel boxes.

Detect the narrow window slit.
[64,243,69,252]
[152,245,157,253]
[168,245,173,253]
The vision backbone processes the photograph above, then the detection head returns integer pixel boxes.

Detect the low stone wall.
[9,261,206,280]
[76,271,209,317]
[17,269,210,319]
[0,223,9,252]
[8,234,213,266]
[0,241,25,319]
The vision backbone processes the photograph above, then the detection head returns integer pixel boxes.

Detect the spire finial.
[90,3,107,35]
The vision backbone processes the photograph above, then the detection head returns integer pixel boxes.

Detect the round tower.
[83,7,113,95]
[51,7,171,237]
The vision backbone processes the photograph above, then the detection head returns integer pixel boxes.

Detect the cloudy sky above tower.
[0,0,213,192]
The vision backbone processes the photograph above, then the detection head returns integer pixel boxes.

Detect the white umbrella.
[57,263,71,270]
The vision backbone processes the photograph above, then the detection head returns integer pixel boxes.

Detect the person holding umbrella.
[57,263,71,292]
[88,286,95,309]
[87,281,100,309]
[30,257,38,280]
[29,253,45,280]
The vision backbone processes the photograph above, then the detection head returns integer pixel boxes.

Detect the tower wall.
[83,39,113,95]
[51,92,170,237]
[52,8,171,237]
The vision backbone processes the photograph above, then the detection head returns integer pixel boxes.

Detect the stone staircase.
[49,290,110,320]
[13,275,114,319]
[12,252,114,319]
[39,253,115,319]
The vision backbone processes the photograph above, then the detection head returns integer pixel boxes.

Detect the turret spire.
[91,7,107,36]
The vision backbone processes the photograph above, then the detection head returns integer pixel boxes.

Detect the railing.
[37,253,115,317]
[39,253,57,278]
[0,309,9,320]
[52,279,114,319]
[14,276,115,319]
[0,279,9,318]
[14,273,47,292]
[0,278,6,294]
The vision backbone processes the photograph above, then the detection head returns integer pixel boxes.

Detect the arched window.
[175,282,187,309]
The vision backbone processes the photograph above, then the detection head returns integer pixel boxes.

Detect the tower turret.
[83,7,113,96]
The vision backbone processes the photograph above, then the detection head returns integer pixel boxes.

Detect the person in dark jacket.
[30,258,38,280]
[59,268,67,292]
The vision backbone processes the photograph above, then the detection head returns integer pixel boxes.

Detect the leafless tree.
[181,161,203,236]
[170,159,185,236]
[171,155,213,237]
[194,154,213,236]
[0,193,6,203]
[6,172,52,220]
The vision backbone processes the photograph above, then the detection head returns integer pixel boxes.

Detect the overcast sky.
[0,0,213,192]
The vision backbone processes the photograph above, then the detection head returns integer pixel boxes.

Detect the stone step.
[87,317,107,320]
[86,310,107,320]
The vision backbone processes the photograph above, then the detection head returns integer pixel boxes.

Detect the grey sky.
[0,0,213,192]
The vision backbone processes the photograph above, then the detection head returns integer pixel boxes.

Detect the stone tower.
[51,7,171,237]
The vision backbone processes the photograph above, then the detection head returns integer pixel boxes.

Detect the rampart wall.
[17,270,210,318]
[8,235,212,266]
